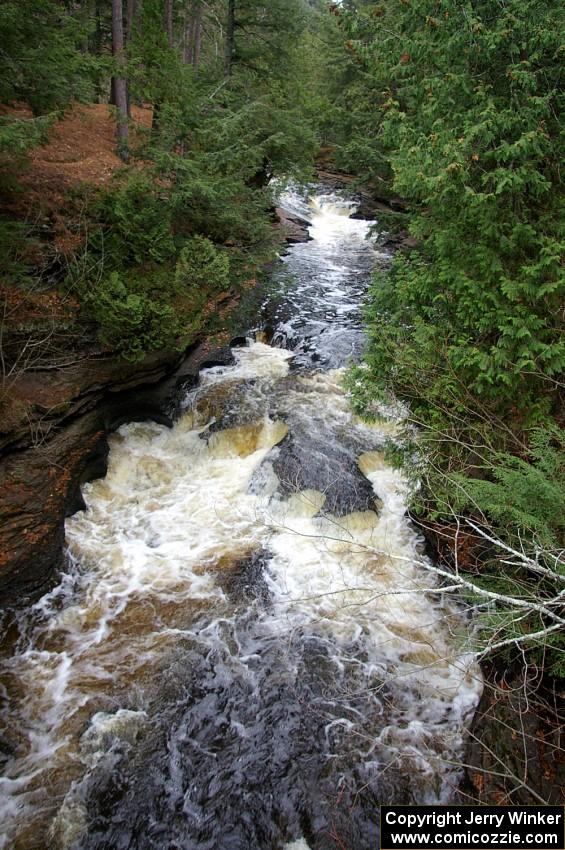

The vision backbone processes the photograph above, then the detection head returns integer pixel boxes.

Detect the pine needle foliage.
[347,0,564,407]
[340,0,565,672]
[0,0,103,114]
[451,424,565,552]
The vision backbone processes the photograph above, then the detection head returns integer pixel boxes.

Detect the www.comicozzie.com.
[380,806,565,850]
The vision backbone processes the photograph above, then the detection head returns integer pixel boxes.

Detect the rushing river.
[0,190,482,850]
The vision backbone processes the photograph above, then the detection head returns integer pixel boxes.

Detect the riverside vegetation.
[331,0,565,682]
[0,0,563,805]
[0,0,321,368]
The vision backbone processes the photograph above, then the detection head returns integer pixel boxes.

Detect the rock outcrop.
[275,207,311,243]
[0,342,235,606]
[315,167,406,220]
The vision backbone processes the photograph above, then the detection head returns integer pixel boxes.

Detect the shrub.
[451,424,565,552]
[87,271,178,362]
[96,176,175,266]
[174,235,229,296]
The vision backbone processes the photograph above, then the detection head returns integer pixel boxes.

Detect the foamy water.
[0,193,482,850]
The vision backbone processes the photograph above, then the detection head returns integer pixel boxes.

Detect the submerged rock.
[272,431,379,517]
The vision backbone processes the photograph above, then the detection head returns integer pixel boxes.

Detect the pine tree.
[112,0,129,159]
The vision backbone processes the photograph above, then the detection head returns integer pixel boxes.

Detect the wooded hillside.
[1,1,563,802]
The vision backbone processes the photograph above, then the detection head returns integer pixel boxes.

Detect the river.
[0,188,482,850]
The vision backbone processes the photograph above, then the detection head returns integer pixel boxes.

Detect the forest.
[0,0,563,838]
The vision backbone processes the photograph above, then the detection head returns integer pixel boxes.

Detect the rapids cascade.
[0,189,482,850]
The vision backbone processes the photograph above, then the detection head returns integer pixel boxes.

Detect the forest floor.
[1,103,155,339]
[0,102,280,439]
[10,102,153,211]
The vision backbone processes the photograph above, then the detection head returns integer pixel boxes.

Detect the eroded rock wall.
[0,343,237,606]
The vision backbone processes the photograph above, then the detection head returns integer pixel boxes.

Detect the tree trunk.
[112,0,129,160]
[94,0,104,56]
[192,3,202,69]
[183,1,202,69]
[125,0,140,118]
[183,6,193,64]
[125,0,137,42]
[165,0,174,47]
[224,0,235,76]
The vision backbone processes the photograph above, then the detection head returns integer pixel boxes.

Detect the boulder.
[276,208,311,243]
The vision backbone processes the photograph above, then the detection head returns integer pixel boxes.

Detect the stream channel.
[0,188,482,850]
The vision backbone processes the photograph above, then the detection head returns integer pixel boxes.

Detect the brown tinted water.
[0,191,482,850]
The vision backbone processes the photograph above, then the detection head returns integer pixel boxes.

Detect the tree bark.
[224,0,235,76]
[192,4,202,68]
[165,0,174,47]
[124,0,140,118]
[125,0,137,42]
[112,0,129,160]
[183,1,202,68]
[183,5,193,64]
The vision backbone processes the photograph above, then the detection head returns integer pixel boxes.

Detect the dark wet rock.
[316,166,407,222]
[272,431,378,516]
[315,168,360,195]
[293,170,409,249]
[169,373,199,412]
[350,195,407,220]
[201,380,263,435]
[0,349,184,606]
[219,547,273,607]
[254,325,275,344]
[0,336,250,607]
[107,406,174,432]
[65,482,88,517]
[77,622,385,850]
[79,434,111,483]
[199,346,236,370]
[378,231,419,252]
[276,207,312,244]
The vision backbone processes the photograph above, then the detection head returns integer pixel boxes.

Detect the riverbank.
[319,144,564,806]
[317,158,564,806]
[0,100,310,604]
[2,156,561,813]
[0,213,301,606]
[416,514,564,806]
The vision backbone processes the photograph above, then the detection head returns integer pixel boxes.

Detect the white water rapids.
[0,191,482,850]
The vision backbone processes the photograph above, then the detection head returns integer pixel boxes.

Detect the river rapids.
[0,189,482,850]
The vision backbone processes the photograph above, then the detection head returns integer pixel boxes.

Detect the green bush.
[451,425,565,552]
[82,240,232,361]
[96,176,175,266]
[174,236,229,295]
[87,271,178,362]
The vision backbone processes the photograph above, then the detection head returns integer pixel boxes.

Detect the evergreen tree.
[112,0,129,159]
[339,0,565,659]
[340,0,563,407]
[0,0,100,114]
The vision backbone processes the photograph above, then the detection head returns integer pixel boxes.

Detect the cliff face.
[0,181,297,607]
[0,350,176,604]
[0,341,238,607]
